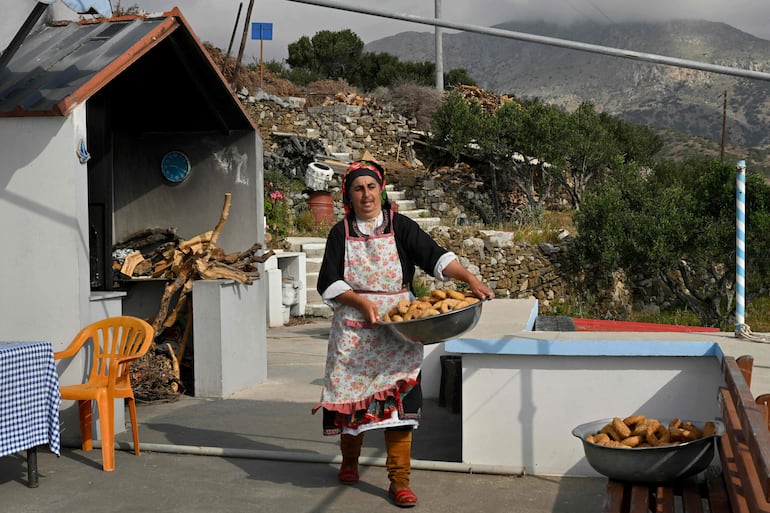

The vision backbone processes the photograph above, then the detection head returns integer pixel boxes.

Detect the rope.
[736,324,770,343]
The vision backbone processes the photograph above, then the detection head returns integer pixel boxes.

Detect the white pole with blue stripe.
[735,160,746,334]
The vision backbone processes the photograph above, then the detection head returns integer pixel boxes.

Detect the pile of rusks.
[383,289,481,322]
[585,415,717,448]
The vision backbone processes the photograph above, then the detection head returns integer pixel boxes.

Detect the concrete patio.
[3,299,770,512]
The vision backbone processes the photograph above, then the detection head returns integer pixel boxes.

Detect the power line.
[583,0,614,24]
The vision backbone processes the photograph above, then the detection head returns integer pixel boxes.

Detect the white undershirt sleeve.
[322,280,352,308]
[434,252,458,281]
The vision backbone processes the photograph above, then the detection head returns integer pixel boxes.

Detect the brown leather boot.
[338,433,364,484]
[385,429,417,507]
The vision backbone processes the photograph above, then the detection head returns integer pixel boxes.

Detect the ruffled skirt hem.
[312,378,420,435]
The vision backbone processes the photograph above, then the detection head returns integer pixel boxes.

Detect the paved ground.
[4,309,770,513]
[0,318,608,513]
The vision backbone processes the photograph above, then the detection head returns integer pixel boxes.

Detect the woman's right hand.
[357,300,381,325]
[336,290,380,324]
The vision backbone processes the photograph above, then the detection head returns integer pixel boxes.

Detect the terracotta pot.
[307,191,334,225]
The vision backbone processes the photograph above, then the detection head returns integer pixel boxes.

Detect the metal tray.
[379,298,487,345]
[572,417,724,483]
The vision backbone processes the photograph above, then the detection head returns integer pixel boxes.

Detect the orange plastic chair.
[54,316,154,471]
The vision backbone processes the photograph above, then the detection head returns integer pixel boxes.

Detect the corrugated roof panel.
[0,8,255,133]
[0,16,164,115]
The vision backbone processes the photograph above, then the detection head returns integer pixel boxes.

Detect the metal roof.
[0,8,254,132]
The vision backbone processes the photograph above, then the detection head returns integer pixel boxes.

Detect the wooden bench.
[604,355,770,513]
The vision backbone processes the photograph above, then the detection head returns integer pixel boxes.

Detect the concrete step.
[306,302,333,318]
[388,189,406,201]
[400,209,445,229]
[414,217,443,230]
[306,290,323,305]
[306,272,319,295]
[394,199,416,211]
[301,242,326,259]
[306,257,323,273]
[284,236,327,253]
[398,208,431,218]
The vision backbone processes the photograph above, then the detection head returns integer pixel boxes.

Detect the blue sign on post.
[251,22,273,41]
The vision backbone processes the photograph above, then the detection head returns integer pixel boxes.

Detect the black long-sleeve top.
[316,210,449,296]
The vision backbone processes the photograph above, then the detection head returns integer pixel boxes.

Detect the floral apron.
[314,212,423,435]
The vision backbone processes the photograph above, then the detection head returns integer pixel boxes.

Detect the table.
[0,342,61,487]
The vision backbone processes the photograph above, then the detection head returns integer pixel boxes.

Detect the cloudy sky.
[131,0,770,64]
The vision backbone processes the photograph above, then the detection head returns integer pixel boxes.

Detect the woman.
[312,160,494,507]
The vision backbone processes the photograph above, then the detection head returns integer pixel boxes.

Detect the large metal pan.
[572,417,724,483]
[379,298,487,345]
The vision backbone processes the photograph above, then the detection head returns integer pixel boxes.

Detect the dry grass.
[491,209,575,244]
[746,297,770,332]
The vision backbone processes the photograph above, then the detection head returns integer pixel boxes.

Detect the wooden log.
[165,343,180,394]
[164,292,189,328]
[209,193,232,248]
[152,258,172,278]
[194,259,252,284]
[178,231,213,254]
[176,304,194,362]
[114,227,178,250]
[172,249,185,273]
[150,243,177,264]
[133,259,153,277]
[223,251,241,265]
[152,260,194,336]
[120,251,145,278]
[253,248,274,264]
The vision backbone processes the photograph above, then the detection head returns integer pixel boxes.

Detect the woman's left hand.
[441,259,495,300]
[468,277,495,301]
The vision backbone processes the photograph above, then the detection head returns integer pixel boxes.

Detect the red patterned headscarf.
[341,160,389,216]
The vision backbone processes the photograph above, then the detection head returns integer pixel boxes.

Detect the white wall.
[112,132,264,255]
[0,107,90,348]
[192,280,267,398]
[460,353,723,476]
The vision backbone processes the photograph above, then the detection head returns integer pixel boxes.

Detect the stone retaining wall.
[242,93,411,161]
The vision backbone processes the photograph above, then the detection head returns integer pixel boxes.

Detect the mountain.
[365,19,770,151]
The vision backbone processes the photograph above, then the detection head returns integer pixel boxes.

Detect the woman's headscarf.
[341,160,390,216]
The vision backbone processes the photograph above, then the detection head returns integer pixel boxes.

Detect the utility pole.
[226,3,243,60]
[434,0,443,91]
[0,2,47,70]
[720,90,727,163]
[231,0,255,90]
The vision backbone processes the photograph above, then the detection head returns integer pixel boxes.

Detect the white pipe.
[434,0,443,91]
[80,440,524,476]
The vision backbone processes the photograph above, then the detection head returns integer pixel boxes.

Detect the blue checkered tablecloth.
[0,342,61,457]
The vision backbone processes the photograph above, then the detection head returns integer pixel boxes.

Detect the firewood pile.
[455,84,519,115]
[118,193,274,402]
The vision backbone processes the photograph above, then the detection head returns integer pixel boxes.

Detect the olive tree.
[574,157,770,328]
[493,99,568,212]
[429,91,486,160]
[286,29,364,81]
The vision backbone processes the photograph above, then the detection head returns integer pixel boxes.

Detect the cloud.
[135,0,770,63]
